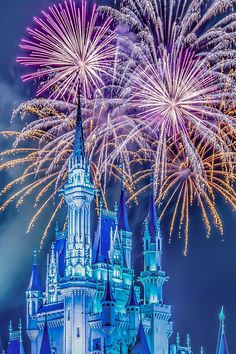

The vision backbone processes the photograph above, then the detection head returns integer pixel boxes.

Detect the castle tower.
[140,190,164,304]
[26,249,41,354]
[139,186,172,354]
[216,306,229,354]
[61,93,96,354]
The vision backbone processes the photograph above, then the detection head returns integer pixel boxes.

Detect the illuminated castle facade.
[5,102,230,354]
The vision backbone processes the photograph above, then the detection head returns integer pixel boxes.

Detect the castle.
[4,101,230,354]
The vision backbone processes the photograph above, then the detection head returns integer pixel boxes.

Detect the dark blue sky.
[0,1,236,353]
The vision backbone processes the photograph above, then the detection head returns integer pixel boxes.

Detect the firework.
[131,47,236,184]
[101,0,236,185]
[17,0,117,101]
[131,134,236,255]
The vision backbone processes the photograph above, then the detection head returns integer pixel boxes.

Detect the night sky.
[0,1,236,353]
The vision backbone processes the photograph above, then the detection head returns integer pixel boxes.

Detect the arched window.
[31,301,36,315]
[158,239,161,251]
[77,326,80,337]
[67,307,71,321]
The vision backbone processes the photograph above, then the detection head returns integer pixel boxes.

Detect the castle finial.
[176,333,180,347]
[33,245,38,265]
[186,334,191,348]
[18,319,22,342]
[8,321,12,336]
[114,202,118,226]
[219,306,225,333]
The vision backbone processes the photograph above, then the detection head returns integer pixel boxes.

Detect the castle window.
[77,326,80,337]
[67,307,71,321]
[146,240,148,250]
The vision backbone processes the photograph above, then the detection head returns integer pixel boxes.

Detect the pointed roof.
[147,188,159,243]
[40,322,51,354]
[27,249,41,292]
[118,174,130,232]
[126,283,139,307]
[102,272,116,303]
[132,322,151,354]
[217,307,229,354]
[73,89,85,160]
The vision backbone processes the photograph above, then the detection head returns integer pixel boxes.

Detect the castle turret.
[26,249,41,353]
[139,185,172,354]
[101,272,116,335]
[141,189,165,304]
[216,306,229,354]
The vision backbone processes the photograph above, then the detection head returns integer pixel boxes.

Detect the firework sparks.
[131,47,236,184]
[101,0,236,185]
[0,89,147,240]
[131,134,236,255]
[17,0,117,101]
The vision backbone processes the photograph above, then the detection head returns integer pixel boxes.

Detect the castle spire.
[73,88,85,160]
[216,306,229,354]
[126,283,138,307]
[132,321,151,354]
[102,271,116,303]
[118,168,130,232]
[39,320,51,354]
[147,178,159,243]
[27,248,41,292]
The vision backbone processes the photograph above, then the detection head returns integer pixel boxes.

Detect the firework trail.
[17,0,117,102]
